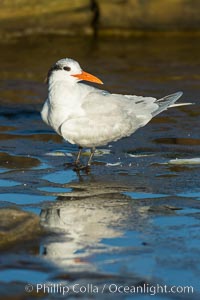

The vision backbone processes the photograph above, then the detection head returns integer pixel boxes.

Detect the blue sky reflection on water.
[43,169,77,184]
[0,269,48,284]
[0,193,55,205]
[0,179,20,187]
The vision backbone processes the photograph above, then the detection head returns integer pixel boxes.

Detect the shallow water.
[0,35,200,299]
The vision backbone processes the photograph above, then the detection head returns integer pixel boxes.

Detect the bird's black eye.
[63,66,71,71]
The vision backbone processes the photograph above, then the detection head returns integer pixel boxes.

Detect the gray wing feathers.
[151,91,183,117]
[60,91,183,147]
[60,93,156,147]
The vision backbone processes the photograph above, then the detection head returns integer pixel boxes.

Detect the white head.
[46,58,103,85]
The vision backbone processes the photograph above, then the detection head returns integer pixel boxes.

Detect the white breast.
[41,81,88,135]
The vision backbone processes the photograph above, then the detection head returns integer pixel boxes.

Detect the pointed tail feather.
[169,102,193,108]
[152,91,190,117]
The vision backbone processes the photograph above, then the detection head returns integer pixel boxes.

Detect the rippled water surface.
[0,35,200,299]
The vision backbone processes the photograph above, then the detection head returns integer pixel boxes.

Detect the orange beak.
[72,71,103,84]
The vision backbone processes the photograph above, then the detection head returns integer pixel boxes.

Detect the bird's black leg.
[73,147,95,173]
[75,146,82,165]
[87,147,96,167]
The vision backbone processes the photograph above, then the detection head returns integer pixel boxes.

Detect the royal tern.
[41,58,187,169]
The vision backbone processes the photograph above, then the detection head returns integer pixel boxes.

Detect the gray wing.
[82,91,183,117]
[151,91,183,117]
[60,91,183,147]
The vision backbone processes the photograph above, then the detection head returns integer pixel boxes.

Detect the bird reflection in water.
[40,179,151,272]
